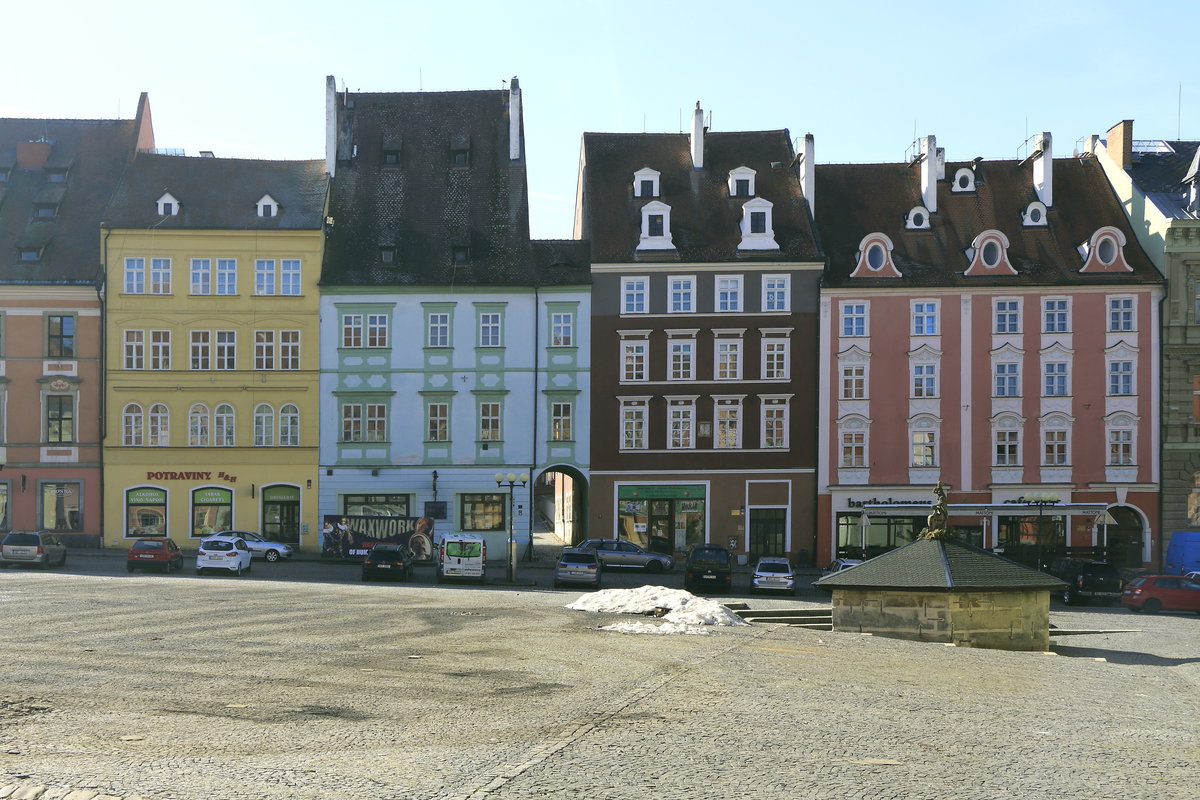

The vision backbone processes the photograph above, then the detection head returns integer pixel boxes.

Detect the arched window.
[189,404,210,447]
[279,404,300,447]
[253,403,274,446]
[148,403,170,446]
[214,404,235,446]
[122,403,143,446]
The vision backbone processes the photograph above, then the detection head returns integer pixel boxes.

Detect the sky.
[5,0,1198,239]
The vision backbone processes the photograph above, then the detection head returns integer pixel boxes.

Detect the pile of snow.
[567,585,749,633]
[600,621,710,636]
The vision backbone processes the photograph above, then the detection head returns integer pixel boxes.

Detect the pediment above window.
[156,191,179,216]
[257,193,279,218]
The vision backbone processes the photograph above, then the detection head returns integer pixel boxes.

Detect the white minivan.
[437,533,486,583]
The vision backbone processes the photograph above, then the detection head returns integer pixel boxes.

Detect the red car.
[1120,575,1200,614]
[126,538,184,573]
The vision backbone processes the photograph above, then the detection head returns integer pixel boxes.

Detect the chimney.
[1033,131,1052,207]
[325,75,338,177]
[16,140,51,169]
[799,133,815,217]
[1107,120,1134,170]
[509,76,522,161]
[920,135,937,214]
[690,102,705,169]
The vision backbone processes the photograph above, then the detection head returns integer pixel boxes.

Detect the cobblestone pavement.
[1,569,1197,799]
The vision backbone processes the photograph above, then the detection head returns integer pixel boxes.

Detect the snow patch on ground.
[567,585,750,634]
[600,621,711,636]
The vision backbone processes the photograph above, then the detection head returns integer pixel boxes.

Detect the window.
[551,402,572,441]
[1109,297,1134,332]
[366,404,387,442]
[1043,299,1069,333]
[633,168,660,198]
[734,179,751,197]
[994,363,1019,397]
[841,432,865,467]
[622,341,647,382]
[341,404,362,442]
[1044,429,1068,466]
[551,312,573,346]
[40,482,81,531]
[124,330,144,370]
[912,432,936,467]
[342,314,363,348]
[150,258,171,294]
[994,300,1020,334]
[912,302,938,335]
[842,303,866,337]
[716,339,742,380]
[148,403,169,446]
[479,313,501,347]
[451,149,469,168]
[762,399,788,448]
[48,315,75,357]
[452,246,470,265]
[842,365,865,399]
[994,430,1019,466]
[254,404,274,446]
[427,402,449,442]
[480,402,501,441]
[123,403,143,446]
[639,179,655,197]
[156,193,177,215]
[762,339,788,380]
[190,331,210,370]
[648,215,664,237]
[46,395,73,443]
[912,364,937,398]
[189,404,209,446]
[149,330,170,370]
[638,201,674,250]
[191,259,211,294]
[670,277,694,313]
[280,331,300,370]
[669,340,694,381]
[1044,362,1068,396]
[427,313,449,347]
[216,259,237,295]
[668,401,695,449]
[750,212,766,233]
[621,401,647,450]
[1109,361,1133,395]
[460,494,505,532]
[366,315,388,348]
[622,278,647,314]
[1108,429,1134,466]
[255,331,275,370]
[214,404,235,446]
[279,404,299,446]
[343,494,411,517]
[380,248,395,263]
[281,259,301,296]
[763,276,790,312]
[215,331,236,370]
[715,400,741,449]
[716,276,742,312]
[728,166,756,197]
[255,259,276,295]
[257,195,279,217]
[124,258,145,294]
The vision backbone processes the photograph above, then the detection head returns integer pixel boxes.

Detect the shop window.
[126,487,167,538]
[459,493,505,532]
[343,494,411,516]
[191,487,232,538]
[40,481,81,532]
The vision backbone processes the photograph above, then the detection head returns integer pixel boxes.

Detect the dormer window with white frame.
[256,194,279,218]
[904,205,931,230]
[633,167,660,198]
[156,192,179,217]
[1078,226,1132,273]
[728,166,756,198]
[738,197,777,250]
[951,167,976,193]
[637,200,675,251]
[964,230,1016,277]
[1022,201,1048,227]
[849,233,900,278]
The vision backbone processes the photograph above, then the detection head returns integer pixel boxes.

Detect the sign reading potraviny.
[567,586,750,634]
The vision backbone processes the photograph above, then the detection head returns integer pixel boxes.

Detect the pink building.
[813,135,1164,571]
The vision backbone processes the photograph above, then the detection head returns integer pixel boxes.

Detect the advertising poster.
[320,514,435,562]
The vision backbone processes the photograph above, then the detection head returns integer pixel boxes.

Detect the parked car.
[213,530,293,562]
[812,558,864,590]
[126,537,184,573]
[554,548,603,589]
[196,535,253,576]
[1186,571,1200,583]
[684,545,732,593]
[361,544,414,582]
[577,538,673,572]
[1047,558,1124,606]
[0,531,68,569]
[437,533,487,583]
[1120,575,1200,614]
[751,557,797,595]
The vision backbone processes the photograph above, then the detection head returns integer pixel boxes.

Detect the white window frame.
[1108,360,1134,396]
[216,259,237,295]
[479,312,502,348]
[479,401,502,442]
[1108,427,1134,466]
[716,338,743,381]
[148,403,169,447]
[668,339,695,381]
[622,277,648,315]
[427,312,450,348]
[633,167,660,198]
[190,258,211,295]
[842,364,866,400]
[841,301,867,337]
[188,404,209,447]
[714,397,743,449]
[668,399,695,449]
[551,312,573,347]
[841,430,866,468]
[254,330,275,371]
[280,330,300,370]
[123,330,144,370]
[716,275,743,312]
[155,192,178,216]
[994,428,1020,467]
[1043,297,1070,333]
[150,258,171,294]
[1108,296,1135,332]
[122,403,143,446]
[149,330,171,370]
[911,429,937,468]
[1042,425,1069,467]
[551,401,573,442]
[762,275,790,312]
[279,404,299,446]
[727,166,756,197]
[762,338,789,380]
[620,399,648,450]
[637,201,674,250]
[214,403,235,446]
[621,339,648,382]
[254,259,276,296]
[366,403,387,442]
[342,314,363,348]
[669,276,695,313]
[738,197,777,250]
[280,259,301,296]
[912,300,939,336]
[124,258,145,294]
[254,403,275,447]
[761,396,789,449]
[215,331,236,370]
[1043,361,1069,397]
[994,298,1021,334]
[190,330,210,371]
[994,362,1019,397]
[366,315,388,348]
[427,402,449,442]
[912,363,938,398]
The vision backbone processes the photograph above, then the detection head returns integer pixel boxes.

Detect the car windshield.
[446,542,481,558]
[132,541,164,551]
[757,563,789,573]
[691,550,729,566]
[370,550,404,562]
[1126,576,1146,587]
[3,534,40,546]
[560,553,596,565]
[1083,565,1119,577]
[203,541,233,552]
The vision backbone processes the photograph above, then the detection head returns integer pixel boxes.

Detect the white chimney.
[920,135,937,214]
[690,102,705,169]
[1033,131,1052,207]
[325,75,337,177]
[508,76,522,161]
[799,133,815,217]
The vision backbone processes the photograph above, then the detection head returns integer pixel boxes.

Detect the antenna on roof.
[419,69,423,91]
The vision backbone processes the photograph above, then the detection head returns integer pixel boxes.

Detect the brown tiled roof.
[0,118,138,283]
[321,88,536,286]
[578,130,822,263]
[816,157,1162,288]
[104,153,328,230]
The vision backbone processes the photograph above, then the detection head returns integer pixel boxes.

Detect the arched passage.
[531,465,588,549]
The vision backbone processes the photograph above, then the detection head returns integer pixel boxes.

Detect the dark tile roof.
[814,538,1067,592]
[104,153,328,230]
[1127,141,1200,193]
[321,89,538,287]
[0,118,138,283]
[816,157,1162,289]
[530,239,591,285]
[578,130,822,263]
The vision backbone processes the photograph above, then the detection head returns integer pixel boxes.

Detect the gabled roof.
[321,88,539,286]
[578,130,822,264]
[816,156,1162,289]
[814,537,1067,592]
[1125,141,1200,219]
[104,153,327,230]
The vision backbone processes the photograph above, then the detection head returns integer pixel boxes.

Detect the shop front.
[615,484,707,555]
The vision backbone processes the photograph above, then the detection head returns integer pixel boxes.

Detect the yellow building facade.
[101,155,327,551]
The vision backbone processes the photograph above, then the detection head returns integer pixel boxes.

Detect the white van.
[438,533,487,583]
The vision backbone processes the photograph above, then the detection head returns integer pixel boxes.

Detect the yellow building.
[101,154,327,551]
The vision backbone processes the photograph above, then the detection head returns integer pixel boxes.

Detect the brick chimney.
[690,102,705,169]
[16,140,51,169]
[1107,120,1134,170]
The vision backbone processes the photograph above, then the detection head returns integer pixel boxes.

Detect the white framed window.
[427,402,449,442]
[190,331,210,370]
[427,312,450,347]
[254,259,276,295]
[842,364,866,399]
[715,397,743,449]
[994,299,1020,333]
[669,276,695,313]
[479,402,501,441]
[761,397,789,449]
[279,404,299,446]
[280,331,300,370]
[728,166,756,197]
[216,259,237,295]
[637,201,674,250]
[994,362,1019,397]
[620,400,647,450]
[214,404,235,446]
[342,314,363,348]
[841,302,867,337]
[366,315,388,348]
[1108,297,1135,332]
[1108,360,1134,395]
[622,340,647,382]
[1043,362,1069,397]
[841,431,865,467]
[633,167,660,198]
[215,331,236,370]
[669,339,695,381]
[762,275,790,312]
[716,339,743,381]
[254,331,275,371]
[738,198,777,250]
[668,400,695,449]
[622,277,648,314]
[994,429,1020,466]
[912,301,938,336]
[551,402,573,441]
[551,312,573,346]
[280,259,301,296]
[122,403,143,446]
[716,275,743,312]
[479,313,502,347]
[912,364,938,398]
[1108,428,1134,466]
[257,194,279,218]
[762,339,788,380]
[1043,298,1070,333]
[148,403,169,447]
[149,330,170,370]
[191,259,211,295]
[188,404,209,447]
[366,404,387,442]
[1043,427,1069,466]
[911,431,937,468]
[341,404,362,442]
[150,258,171,294]
[124,258,145,294]
[156,192,178,216]
[254,403,275,446]
[124,330,144,370]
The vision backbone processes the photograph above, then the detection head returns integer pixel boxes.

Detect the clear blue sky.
[6,0,1197,238]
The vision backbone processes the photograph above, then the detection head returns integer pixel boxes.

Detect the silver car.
[577,539,672,572]
[213,530,293,562]
[751,557,797,594]
[0,531,68,568]
[554,548,603,589]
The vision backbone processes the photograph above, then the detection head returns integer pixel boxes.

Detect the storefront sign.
[845,497,926,509]
[617,484,705,500]
[145,471,238,483]
[321,514,435,562]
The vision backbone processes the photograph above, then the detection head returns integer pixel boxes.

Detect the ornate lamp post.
[1024,492,1061,570]
[495,471,529,582]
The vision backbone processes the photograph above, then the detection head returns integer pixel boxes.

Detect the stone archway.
[530,466,588,550]
[1105,505,1145,569]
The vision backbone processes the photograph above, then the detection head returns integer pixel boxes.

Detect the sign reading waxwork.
[320,515,435,562]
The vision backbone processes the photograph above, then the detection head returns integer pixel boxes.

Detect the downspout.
[98,225,111,548]
[526,284,540,559]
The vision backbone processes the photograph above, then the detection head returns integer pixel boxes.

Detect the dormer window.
[904,206,931,230]
[382,150,400,166]
[380,247,396,263]
[19,247,41,262]
[951,167,975,192]
[728,166,756,198]
[452,245,470,265]
[637,200,675,250]
[964,230,1016,276]
[256,194,279,218]
[35,202,58,218]
[633,167,660,198]
[738,197,778,250]
[450,133,471,168]
[1078,227,1132,273]
[156,192,179,216]
[850,233,901,278]
[0,167,9,183]
[1022,201,1048,227]
[46,168,67,184]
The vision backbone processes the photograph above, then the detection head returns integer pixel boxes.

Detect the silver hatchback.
[0,531,68,569]
[577,539,672,572]
[554,548,603,589]
[751,557,797,594]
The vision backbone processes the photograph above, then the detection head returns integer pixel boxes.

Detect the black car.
[361,544,414,582]
[1048,558,1124,606]
[684,545,732,593]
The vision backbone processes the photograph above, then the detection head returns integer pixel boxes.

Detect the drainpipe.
[98,226,110,548]
[525,284,540,560]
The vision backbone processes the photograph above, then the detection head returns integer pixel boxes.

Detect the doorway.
[261,485,300,544]
[749,508,787,559]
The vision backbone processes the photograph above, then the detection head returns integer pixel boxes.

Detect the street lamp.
[495,471,529,582]
[1024,492,1061,570]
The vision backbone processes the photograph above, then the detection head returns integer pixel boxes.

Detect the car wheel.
[361,573,370,582]
[196,568,204,575]
[553,580,562,589]
[645,560,664,574]
[233,564,242,577]
[1142,598,1162,614]
[265,549,280,563]
[127,563,136,573]
[59,553,67,567]
[245,561,252,573]
[1061,589,1074,606]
